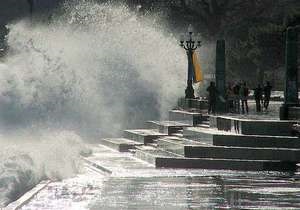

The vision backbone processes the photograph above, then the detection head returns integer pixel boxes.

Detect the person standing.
[240,82,250,114]
[233,82,241,113]
[206,81,218,114]
[226,82,235,113]
[254,85,263,112]
[263,81,272,111]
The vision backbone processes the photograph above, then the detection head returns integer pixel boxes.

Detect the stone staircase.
[100,109,300,171]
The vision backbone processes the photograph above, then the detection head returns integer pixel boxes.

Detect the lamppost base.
[185,85,195,99]
[280,103,300,120]
[280,105,289,120]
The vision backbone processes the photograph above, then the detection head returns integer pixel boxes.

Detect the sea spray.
[2,1,186,139]
[0,0,187,206]
[0,130,89,207]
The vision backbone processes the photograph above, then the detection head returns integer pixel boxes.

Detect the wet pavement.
[223,100,281,120]
[91,173,300,210]
[20,145,300,210]
[20,165,105,210]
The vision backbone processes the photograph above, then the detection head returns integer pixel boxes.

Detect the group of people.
[206,81,272,115]
[253,81,272,112]
[226,82,250,114]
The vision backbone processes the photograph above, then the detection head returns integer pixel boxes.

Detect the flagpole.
[186,48,194,98]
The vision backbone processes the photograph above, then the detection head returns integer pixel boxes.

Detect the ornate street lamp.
[180,25,201,99]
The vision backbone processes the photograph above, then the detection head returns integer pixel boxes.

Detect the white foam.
[0,0,213,206]
[0,130,90,207]
[0,1,187,139]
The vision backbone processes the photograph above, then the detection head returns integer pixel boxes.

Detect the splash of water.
[0,130,89,206]
[1,1,186,138]
[0,0,187,206]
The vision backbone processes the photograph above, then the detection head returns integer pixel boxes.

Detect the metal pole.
[180,26,200,99]
[185,49,195,99]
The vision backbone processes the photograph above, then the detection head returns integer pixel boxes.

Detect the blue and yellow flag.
[192,51,203,83]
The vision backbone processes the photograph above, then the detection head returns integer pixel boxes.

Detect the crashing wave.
[0,0,186,206]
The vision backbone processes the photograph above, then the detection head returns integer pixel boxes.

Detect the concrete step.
[172,133,184,138]
[202,121,210,125]
[185,145,300,161]
[100,138,143,152]
[135,146,182,166]
[287,107,300,120]
[197,123,210,129]
[147,143,158,148]
[157,136,204,156]
[177,97,208,110]
[184,126,300,149]
[135,146,181,165]
[146,120,190,135]
[169,110,209,126]
[183,126,231,144]
[123,129,168,144]
[157,135,300,159]
[135,147,297,171]
[214,134,300,148]
[210,115,298,136]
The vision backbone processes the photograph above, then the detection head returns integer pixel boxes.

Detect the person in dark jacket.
[207,81,218,114]
[240,82,250,114]
[226,82,235,113]
[233,82,241,113]
[254,85,263,112]
[263,81,272,110]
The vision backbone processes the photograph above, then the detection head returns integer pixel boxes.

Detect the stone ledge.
[123,129,168,144]
[146,120,190,135]
[82,157,113,175]
[100,138,143,152]
[214,134,300,148]
[135,148,297,171]
[157,136,206,156]
[183,126,231,143]
[177,98,208,110]
[185,145,300,161]
[210,115,298,136]
[5,180,51,210]
[169,110,209,126]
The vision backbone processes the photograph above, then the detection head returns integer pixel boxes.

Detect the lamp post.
[180,25,201,99]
